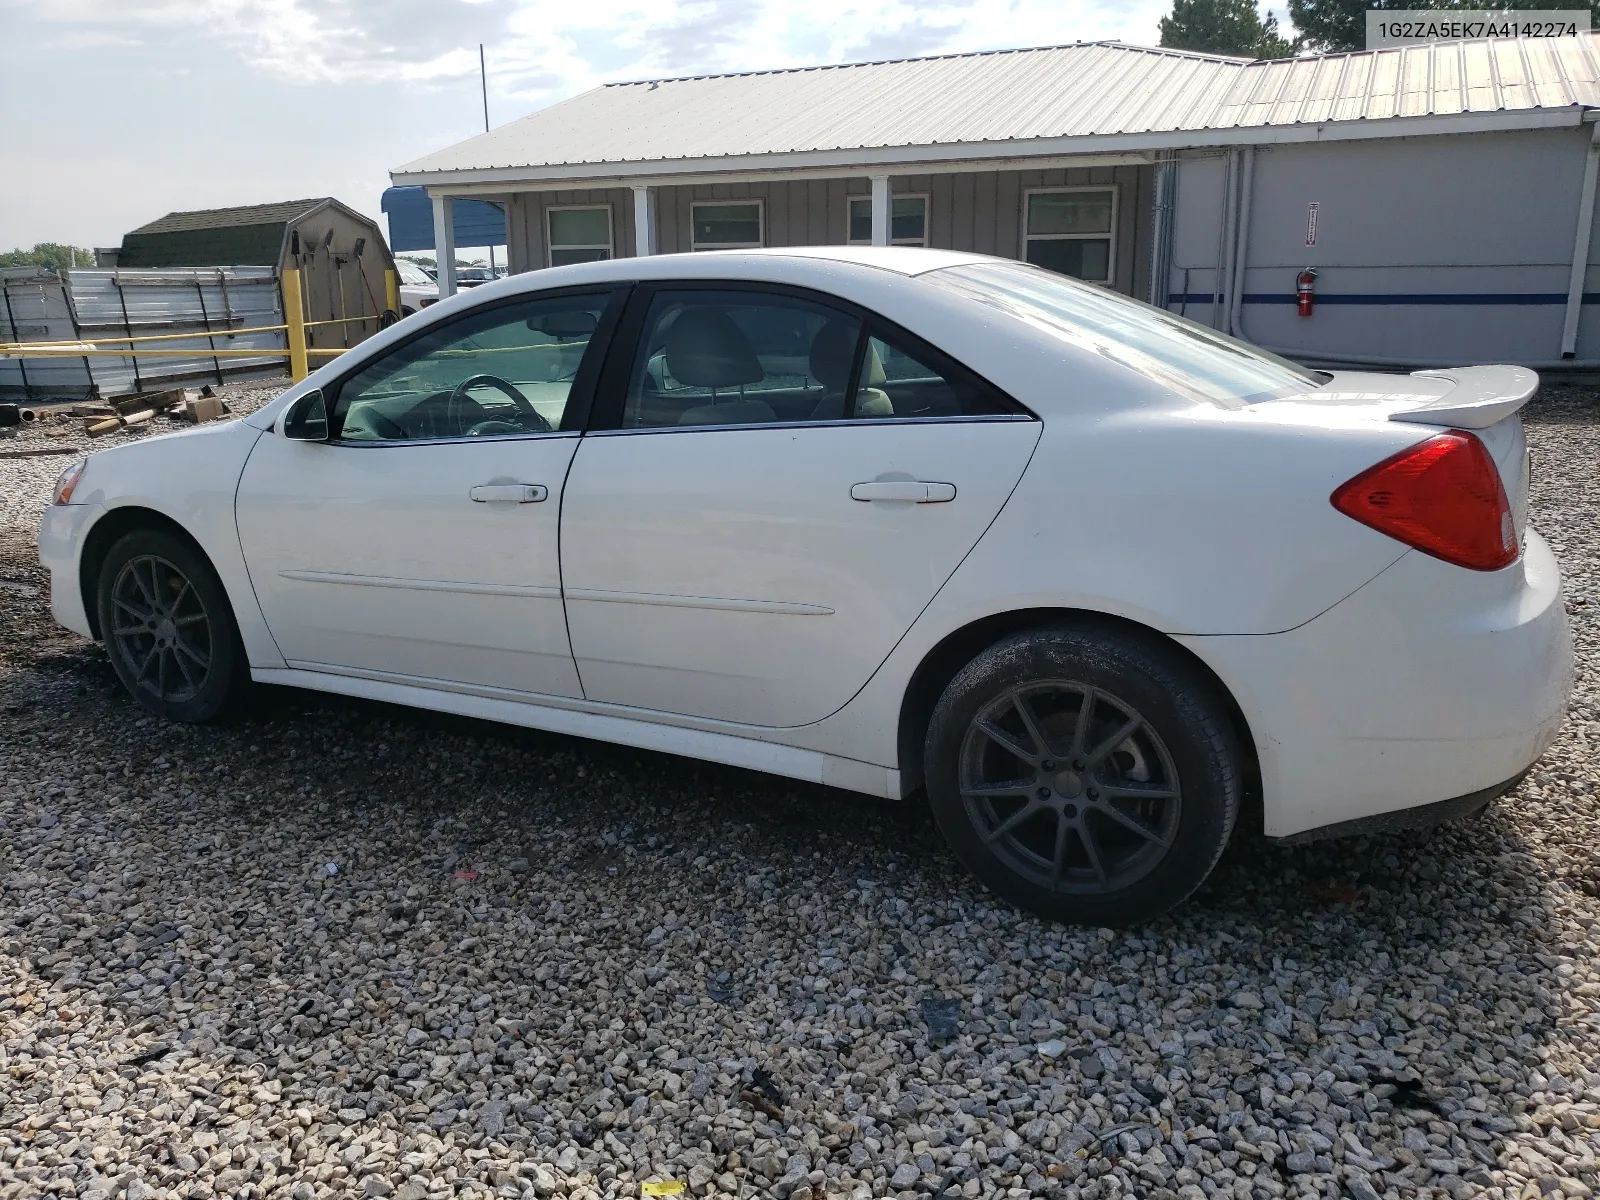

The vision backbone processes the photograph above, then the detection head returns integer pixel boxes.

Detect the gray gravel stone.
[2,380,1600,1200]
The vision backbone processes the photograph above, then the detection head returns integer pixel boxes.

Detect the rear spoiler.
[1395,365,1538,429]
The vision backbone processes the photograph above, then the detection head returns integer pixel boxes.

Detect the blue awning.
[381,186,507,252]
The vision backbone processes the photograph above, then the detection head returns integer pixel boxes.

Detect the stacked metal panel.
[0,267,287,401]
[0,269,91,399]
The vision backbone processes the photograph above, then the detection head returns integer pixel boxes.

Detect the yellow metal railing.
[0,268,401,385]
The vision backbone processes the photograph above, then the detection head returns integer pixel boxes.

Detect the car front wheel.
[925,624,1241,926]
[96,528,249,722]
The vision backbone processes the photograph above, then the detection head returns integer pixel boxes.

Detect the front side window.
[848,195,928,245]
[619,288,1016,429]
[548,207,612,267]
[330,292,611,441]
[1024,189,1115,283]
[691,202,763,250]
[927,260,1322,406]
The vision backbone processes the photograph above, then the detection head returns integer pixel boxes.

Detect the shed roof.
[394,34,1600,185]
[124,199,332,237]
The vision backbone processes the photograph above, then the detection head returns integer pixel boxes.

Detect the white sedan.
[37,247,1573,924]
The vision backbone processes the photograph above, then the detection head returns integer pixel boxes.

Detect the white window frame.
[690,199,765,251]
[1021,186,1119,285]
[846,193,929,246]
[545,204,614,267]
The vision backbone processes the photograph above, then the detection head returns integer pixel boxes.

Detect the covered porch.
[406,152,1160,303]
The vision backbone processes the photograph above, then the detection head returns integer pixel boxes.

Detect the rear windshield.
[926,261,1322,406]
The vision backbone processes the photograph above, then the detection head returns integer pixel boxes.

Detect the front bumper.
[37,501,100,639]
[1179,529,1573,840]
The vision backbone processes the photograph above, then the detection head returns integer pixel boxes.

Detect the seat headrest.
[808,324,889,391]
[808,323,858,391]
[664,307,763,389]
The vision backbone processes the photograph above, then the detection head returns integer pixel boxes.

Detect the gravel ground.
[1,379,1598,1200]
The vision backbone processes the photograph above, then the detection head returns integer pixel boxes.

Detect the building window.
[547,206,613,267]
[847,195,928,245]
[691,202,763,250]
[1023,188,1115,283]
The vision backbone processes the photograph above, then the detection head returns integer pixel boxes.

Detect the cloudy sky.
[3,0,1193,253]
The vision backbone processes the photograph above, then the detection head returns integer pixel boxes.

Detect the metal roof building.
[393,35,1600,367]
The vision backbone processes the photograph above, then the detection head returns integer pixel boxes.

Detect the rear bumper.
[1179,529,1572,840]
[1271,770,1525,845]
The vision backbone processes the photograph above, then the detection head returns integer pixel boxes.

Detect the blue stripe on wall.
[1168,292,1600,306]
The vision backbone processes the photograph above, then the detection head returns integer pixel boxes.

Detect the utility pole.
[480,44,496,277]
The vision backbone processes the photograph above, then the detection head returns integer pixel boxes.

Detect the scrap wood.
[179,394,227,424]
[111,387,187,415]
[0,446,78,458]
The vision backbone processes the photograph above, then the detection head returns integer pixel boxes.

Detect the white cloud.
[2,0,1171,247]
[14,0,1171,108]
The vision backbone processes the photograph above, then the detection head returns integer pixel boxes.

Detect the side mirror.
[283,389,329,441]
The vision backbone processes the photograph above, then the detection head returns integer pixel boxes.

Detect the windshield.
[926,261,1322,406]
[397,262,433,286]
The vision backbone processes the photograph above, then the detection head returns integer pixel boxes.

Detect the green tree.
[0,242,95,272]
[1160,0,1300,58]
[1289,0,1600,54]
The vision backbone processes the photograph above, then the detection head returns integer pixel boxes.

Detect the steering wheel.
[448,373,553,435]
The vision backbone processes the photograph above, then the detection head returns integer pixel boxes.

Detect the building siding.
[1167,126,1595,361]
[503,165,1158,302]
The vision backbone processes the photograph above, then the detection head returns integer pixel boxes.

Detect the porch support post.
[870,175,890,246]
[1562,121,1600,357]
[632,185,657,256]
[432,193,457,298]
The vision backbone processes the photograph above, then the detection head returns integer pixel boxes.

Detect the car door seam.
[231,425,290,668]
[789,420,1049,732]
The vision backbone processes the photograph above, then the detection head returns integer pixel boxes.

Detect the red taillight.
[1331,430,1517,571]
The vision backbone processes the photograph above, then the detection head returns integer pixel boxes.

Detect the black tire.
[96,528,250,722]
[925,624,1240,926]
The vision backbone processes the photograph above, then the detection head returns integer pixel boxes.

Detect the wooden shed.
[117,198,398,350]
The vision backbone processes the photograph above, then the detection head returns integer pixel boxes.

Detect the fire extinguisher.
[1296,267,1318,317]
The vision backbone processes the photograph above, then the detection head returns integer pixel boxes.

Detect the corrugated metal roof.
[395,34,1600,179]
[126,199,331,237]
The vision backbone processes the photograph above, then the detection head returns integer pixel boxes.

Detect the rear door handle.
[850,480,956,503]
[469,484,547,503]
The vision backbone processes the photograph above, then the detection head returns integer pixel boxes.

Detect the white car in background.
[395,260,439,316]
[37,247,1573,924]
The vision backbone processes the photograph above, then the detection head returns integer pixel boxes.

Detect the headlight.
[52,459,86,505]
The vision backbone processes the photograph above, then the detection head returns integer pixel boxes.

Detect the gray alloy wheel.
[958,681,1182,895]
[97,528,248,722]
[108,553,214,704]
[925,624,1239,925]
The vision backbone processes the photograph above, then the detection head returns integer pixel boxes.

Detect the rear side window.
[927,260,1322,406]
[848,334,1010,421]
[619,287,1020,429]
[622,290,861,428]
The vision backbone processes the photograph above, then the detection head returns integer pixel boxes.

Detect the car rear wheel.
[925,624,1240,925]
[96,528,249,722]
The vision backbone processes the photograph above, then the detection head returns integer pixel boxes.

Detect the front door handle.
[469,484,547,503]
[850,480,956,503]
